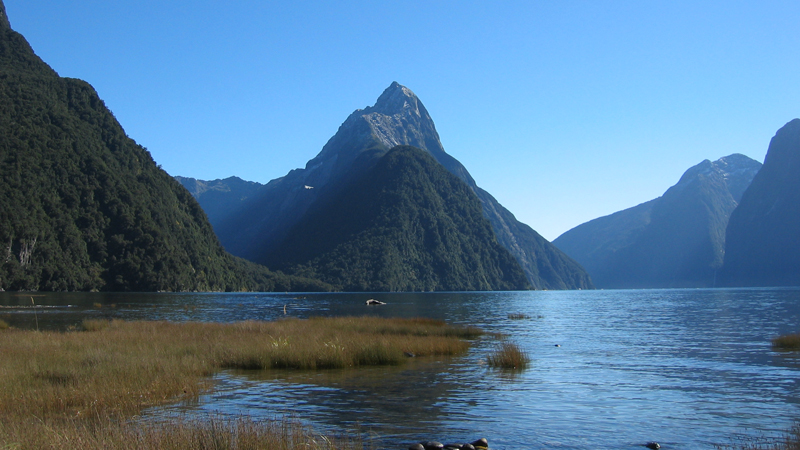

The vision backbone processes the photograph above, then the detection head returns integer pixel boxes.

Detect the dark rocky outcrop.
[554,154,761,288]
[721,119,800,286]
[211,82,592,290]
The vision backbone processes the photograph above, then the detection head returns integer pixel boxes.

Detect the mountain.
[554,154,762,288]
[175,176,264,230]
[0,3,329,292]
[264,146,530,291]
[721,119,800,286]
[211,82,593,290]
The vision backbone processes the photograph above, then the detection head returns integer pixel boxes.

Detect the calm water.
[3,288,800,449]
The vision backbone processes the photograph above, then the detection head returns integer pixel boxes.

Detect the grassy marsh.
[0,316,480,448]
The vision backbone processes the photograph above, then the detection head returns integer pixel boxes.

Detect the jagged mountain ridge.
[554,154,762,288]
[210,82,593,290]
[721,119,800,286]
[0,2,329,292]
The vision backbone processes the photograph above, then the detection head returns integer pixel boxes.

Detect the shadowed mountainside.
[721,119,800,286]
[554,154,761,288]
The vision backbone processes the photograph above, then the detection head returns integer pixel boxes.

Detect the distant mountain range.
[720,119,800,286]
[554,154,762,288]
[0,2,328,292]
[174,176,263,231]
[179,82,593,290]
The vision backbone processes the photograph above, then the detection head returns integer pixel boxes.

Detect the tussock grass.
[0,414,364,450]
[0,319,8,330]
[80,318,112,332]
[487,342,530,370]
[0,316,479,421]
[772,333,800,350]
[0,316,477,448]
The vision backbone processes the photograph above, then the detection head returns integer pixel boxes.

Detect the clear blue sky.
[5,1,800,240]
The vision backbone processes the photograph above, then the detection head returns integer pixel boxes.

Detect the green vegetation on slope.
[0,15,329,292]
[266,146,530,291]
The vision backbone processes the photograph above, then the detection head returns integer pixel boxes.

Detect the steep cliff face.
[721,120,800,286]
[214,82,593,290]
[554,154,762,288]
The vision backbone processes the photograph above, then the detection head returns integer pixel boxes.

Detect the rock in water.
[470,438,489,449]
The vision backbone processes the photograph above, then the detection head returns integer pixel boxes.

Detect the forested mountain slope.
[263,146,530,291]
[0,3,329,292]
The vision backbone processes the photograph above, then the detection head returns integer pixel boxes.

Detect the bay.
[2,288,800,449]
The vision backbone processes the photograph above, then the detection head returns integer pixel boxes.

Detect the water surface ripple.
[2,288,800,449]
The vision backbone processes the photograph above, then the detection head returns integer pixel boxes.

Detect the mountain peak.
[0,0,11,30]
[369,81,422,117]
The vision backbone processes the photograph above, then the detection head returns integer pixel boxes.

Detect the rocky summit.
[210,82,593,290]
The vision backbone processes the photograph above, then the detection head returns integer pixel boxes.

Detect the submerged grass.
[772,333,800,350]
[507,313,530,320]
[487,341,530,370]
[714,422,800,450]
[0,316,479,448]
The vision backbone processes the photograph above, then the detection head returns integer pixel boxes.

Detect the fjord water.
[3,289,800,449]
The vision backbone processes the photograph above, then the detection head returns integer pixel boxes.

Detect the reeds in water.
[713,421,800,449]
[772,333,800,350]
[507,313,530,320]
[0,316,480,419]
[0,316,479,448]
[487,341,530,370]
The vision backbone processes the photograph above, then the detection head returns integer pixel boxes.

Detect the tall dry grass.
[0,414,365,450]
[0,316,479,448]
[487,341,530,370]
